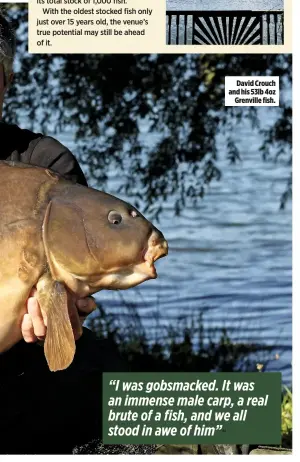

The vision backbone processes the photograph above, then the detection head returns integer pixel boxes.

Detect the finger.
[21,313,37,343]
[76,297,97,316]
[28,287,38,298]
[79,316,88,325]
[27,297,47,339]
[67,295,83,341]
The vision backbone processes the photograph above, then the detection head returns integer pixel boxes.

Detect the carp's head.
[90,206,168,290]
[43,186,168,295]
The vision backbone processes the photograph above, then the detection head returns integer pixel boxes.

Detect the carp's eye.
[108,211,122,225]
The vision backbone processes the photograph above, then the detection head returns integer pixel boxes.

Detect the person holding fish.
[0,11,97,345]
[0,13,109,454]
[1,12,167,367]
[0,11,168,454]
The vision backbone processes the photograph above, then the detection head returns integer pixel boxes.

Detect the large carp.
[0,161,168,371]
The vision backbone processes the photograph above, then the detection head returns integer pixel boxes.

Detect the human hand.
[21,288,97,343]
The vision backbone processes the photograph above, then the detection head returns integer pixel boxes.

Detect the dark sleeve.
[16,136,88,187]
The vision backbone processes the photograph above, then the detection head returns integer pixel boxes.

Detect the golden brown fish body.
[0,161,168,371]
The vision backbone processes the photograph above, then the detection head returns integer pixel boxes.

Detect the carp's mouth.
[135,258,158,280]
[106,234,168,289]
[84,232,168,292]
[135,234,168,280]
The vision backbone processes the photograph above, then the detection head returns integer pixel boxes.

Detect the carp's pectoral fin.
[37,274,75,372]
[43,199,97,280]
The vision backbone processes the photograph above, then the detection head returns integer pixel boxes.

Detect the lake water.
[167,1,283,11]
[56,108,292,385]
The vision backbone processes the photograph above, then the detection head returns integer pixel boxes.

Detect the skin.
[0,63,96,344]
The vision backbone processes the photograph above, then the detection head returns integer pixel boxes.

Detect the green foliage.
[281,386,292,448]
[2,4,292,217]
[88,304,277,374]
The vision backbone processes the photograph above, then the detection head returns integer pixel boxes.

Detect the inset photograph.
[166,1,284,45]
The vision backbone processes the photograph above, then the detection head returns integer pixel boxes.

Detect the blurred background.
[2,5,292,391]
